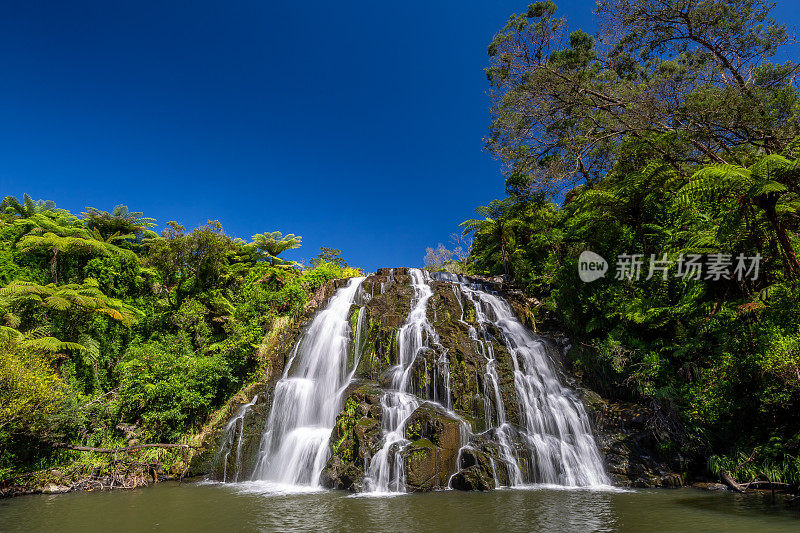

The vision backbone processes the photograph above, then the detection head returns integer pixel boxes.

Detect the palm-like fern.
[83,204,157,240]
[0,194,57,217]
[0,279,139,326]
[0,325,86,353]
[567,162,678,249]
[18,231,136,283]
[251,232,302,266]
[677,154,800,279]
[460,198,519,275]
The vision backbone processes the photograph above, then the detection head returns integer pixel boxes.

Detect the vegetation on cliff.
[0,196,360,487]
[444,0,800,487]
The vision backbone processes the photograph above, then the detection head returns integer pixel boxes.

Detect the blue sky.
[1,1,796,272]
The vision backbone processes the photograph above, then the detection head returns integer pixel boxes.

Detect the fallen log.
[54,443,198,453]
[720,447,759,493]
[742,480,791,489]
[721,471,747,493]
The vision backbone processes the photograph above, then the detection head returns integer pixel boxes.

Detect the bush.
[113,333,231,443]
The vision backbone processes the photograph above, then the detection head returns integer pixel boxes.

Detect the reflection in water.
[0,483,797,533]
[512,488,619,532]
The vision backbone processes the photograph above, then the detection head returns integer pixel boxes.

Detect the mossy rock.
[321,381,384,490]
[189,381,274,479]
[401,403,463,491]
[450,465,493,491]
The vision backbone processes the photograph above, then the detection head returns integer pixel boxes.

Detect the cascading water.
[223,268,608,494]
[364,268,447,493]
[215,394,259,482]
[446,275,609,487]
[250,276,365,489]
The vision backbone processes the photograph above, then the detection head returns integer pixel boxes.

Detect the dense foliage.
[459,0,800,485]
[0,196,360,482]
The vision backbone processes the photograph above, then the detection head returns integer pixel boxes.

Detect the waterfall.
[364,268,438,493]
[215,394,258,482]
[451,277,609,487]
[228,268,608,494]
[250,276,365,489]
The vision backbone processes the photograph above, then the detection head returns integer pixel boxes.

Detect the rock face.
[189,379,276,481]
[401,403,463,491]
[320,382,384,491]
[202,268,684,492]
[581,389,685,488]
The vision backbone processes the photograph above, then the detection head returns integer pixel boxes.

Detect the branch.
[721,470,747,493]
[54,443,198,454]
[733,447,759,472]
[78,387,120,410]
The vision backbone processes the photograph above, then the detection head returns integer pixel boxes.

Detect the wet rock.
[321,381,384,491]
[355,279,414,380]
[405,403,462,450]
[41,484,70,494]
[450,466,492,491]
[450,445,505,491]
[585,396,685,488]
[189,381,274,479]
[402,403,464,491]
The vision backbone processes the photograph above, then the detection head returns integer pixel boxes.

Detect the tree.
[0,335,72,440]
[146,220,240,308]
[0,279,139,327]
[486,0,799,198]
[313,247,348,268]
[678,153,800,280]
[251,231,302,266]
[0,194,57,218]
[460,199,519,275]
[82,205,157,241]
[423,243,453,271]
[18,232,135,283]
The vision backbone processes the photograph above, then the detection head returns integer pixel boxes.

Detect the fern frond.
[43,295,71,311]
[748,180,788,197]
[21,336,86,353]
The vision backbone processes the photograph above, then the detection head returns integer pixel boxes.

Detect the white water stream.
[250,277,365,489]
[445,275,609,487]
[226,269,608,493]
[364,268,436,493]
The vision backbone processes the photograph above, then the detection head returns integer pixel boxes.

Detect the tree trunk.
[54,443,197,453]
[500,241,510,276]
[50,248,59,284]
[721,471,746,493]
[764,204,800,281]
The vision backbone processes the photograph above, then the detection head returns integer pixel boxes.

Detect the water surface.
[1,483,798,532]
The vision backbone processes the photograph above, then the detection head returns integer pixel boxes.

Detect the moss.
[348,305,361,333]
[333,431,348,452]
[411,438,435,449]
[344,396,359,416]
[406,417,422,438]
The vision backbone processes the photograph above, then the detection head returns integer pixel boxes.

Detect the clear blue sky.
[1,1,796,272]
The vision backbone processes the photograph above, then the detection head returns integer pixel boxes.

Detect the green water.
[0,482,798,532]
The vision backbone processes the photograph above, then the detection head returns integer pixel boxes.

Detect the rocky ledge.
[198,268,687,492]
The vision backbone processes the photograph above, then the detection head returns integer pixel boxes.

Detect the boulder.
[401,403,463,491]
[450,466,493,491]
[321,381,384,490]
[41,483,70,494]
[587,397,686,488]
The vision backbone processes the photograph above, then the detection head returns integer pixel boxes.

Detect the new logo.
[578,251,608,282]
